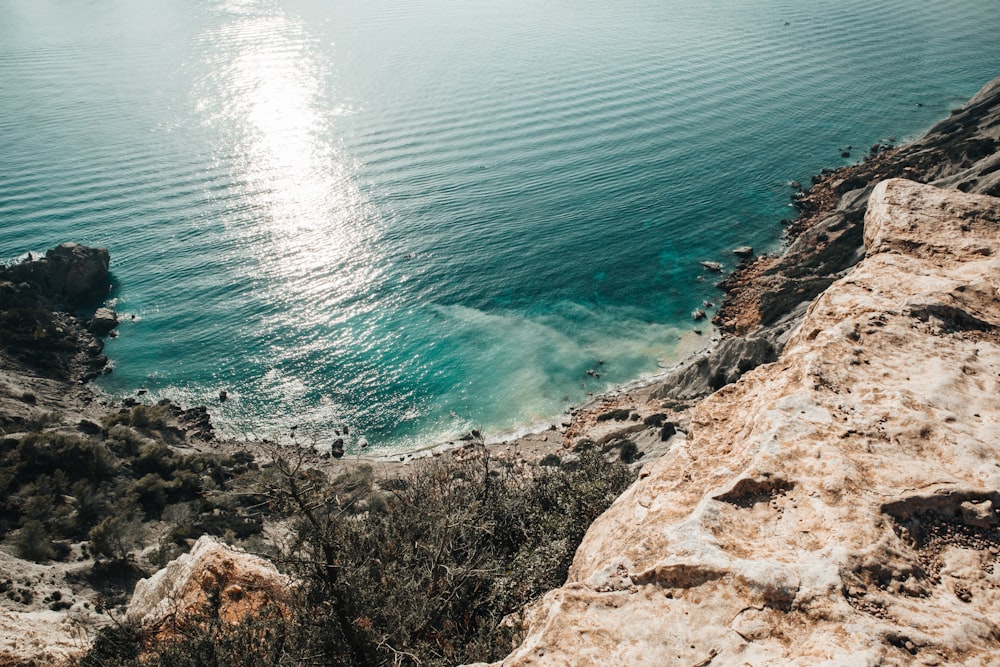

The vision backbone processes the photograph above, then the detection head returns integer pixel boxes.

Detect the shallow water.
[2,0,999,452]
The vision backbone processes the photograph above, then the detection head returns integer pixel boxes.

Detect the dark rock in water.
[790,180,802,189]
[732,246,754,259]
[459,429,483,442]
[699,260,723,272]
[219,390,228,402]
[330,438,345,459]
[691,309,706,321]
[176,401,215,441]
[660,422,677,441]
[89,307,118,336]
[0,243,116,380]
[841,151,851,158]
[5,243,110,305]
[48,243,110,303]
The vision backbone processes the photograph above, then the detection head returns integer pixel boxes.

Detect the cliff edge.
[479,179,1000,666]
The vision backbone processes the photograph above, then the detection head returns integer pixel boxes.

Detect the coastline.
[1,76,998,666]
[356,73,1000,470]
[5,75,1000,474]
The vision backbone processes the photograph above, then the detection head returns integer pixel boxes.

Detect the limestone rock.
[653,335,777,400]
[0,549,109,667]
[480,180,1000,666]
[128,536,292,637]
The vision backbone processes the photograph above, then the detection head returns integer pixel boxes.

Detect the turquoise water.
[2,0,999,452]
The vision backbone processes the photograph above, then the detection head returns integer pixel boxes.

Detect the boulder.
[128,536,292,638]
[330,438,345,458]
[3,242,110,305]
[45,243,110,303]
[732,246,754,259]
[699,260,723,272]
[89,307,118,335]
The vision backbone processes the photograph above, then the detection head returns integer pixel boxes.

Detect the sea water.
[2,0,999,452]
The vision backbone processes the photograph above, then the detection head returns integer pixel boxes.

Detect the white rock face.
[0,549,109,667]
[479,180,1000,666]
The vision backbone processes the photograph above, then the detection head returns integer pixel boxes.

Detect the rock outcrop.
[716,75,1000,342]
[128,536,293,638]
[479,180,1000,666]
[3,242,110,306]
[89,306,118,336]
[0,242,113,383]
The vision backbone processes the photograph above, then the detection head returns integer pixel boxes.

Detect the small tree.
[89,507,146,560]
[15,519,55,562]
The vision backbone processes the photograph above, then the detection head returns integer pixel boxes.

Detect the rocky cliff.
[477,179,1000,666]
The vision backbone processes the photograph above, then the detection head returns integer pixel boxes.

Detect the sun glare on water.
[195,0,377,290]
[186,0,394,439]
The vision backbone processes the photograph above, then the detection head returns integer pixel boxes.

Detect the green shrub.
[15,519,56,562]
[89,508,146,560]
[129,404,168,430]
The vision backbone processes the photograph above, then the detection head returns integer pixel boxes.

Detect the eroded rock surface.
[716,75,1000,341]
[480,180,1000,666]
[128,536,292,638]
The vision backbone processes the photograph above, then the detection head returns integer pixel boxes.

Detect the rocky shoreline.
[1,76,999,665]
[469,75,1000,667]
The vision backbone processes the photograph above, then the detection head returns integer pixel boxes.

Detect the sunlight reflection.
[195,0,377,290]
